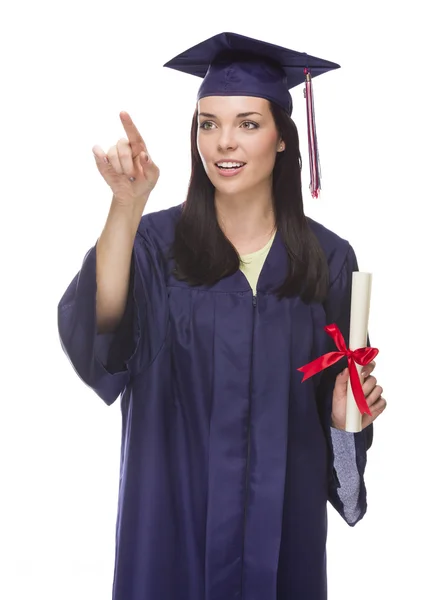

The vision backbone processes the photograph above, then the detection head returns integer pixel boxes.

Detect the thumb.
[139,151,150,167]
[335,367,349,389]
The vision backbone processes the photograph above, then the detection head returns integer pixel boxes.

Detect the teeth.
[217,162,244,168]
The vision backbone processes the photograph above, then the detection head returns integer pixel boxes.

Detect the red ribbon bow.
[297,323,379,416]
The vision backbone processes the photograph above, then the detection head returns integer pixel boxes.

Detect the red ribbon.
[297,323,379,416]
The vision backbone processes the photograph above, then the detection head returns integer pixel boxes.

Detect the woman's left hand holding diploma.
[331,361,388,430]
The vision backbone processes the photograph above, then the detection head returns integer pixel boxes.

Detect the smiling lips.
[215,161,246,177]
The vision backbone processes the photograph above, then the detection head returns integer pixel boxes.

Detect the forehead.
[198,95,270,115]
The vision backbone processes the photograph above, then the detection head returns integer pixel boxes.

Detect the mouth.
[215,161,247,176]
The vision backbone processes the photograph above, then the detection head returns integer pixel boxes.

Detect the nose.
[217,127,238,152]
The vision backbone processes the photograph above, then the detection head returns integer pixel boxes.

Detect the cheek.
[197,134,211,166]
[251,138,278,171]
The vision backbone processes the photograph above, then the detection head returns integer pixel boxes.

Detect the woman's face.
[197,96,284,197]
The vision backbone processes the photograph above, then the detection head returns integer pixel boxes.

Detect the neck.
[215,185,276,243]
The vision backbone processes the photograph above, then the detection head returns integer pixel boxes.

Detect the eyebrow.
[198,111,263,119]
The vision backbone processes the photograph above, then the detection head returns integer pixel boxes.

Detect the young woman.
[58,32,387,600]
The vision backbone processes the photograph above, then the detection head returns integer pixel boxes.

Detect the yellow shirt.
[239,232,276,295]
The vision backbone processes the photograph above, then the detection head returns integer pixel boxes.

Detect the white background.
[1,1,429,598]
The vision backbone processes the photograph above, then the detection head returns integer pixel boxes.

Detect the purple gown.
[58,204,372,600]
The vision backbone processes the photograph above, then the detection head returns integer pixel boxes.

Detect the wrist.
[331,414,345,431]
[110,195,148,228]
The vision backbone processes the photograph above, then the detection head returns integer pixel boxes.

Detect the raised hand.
[92,111,160,208]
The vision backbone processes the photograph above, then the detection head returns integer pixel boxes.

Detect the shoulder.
[137,203,182,251]
[306,217,357,285]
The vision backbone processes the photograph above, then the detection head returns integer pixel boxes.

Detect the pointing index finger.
[120,111,147,151]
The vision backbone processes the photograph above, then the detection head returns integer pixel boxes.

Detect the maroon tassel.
[304,68,321,198]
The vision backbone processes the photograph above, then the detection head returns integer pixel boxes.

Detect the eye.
[241,121,259,130]
[199,121,215,130]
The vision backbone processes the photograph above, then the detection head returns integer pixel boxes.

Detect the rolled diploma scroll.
[345,272,373,432]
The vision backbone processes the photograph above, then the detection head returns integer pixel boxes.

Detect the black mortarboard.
[163,32,341,198]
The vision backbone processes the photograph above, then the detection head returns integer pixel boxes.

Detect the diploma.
[297,272,378,427]
[345,272,373,433]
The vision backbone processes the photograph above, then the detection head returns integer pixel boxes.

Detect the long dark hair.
[170,101,329,303]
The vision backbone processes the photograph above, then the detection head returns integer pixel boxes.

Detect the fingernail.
[103,157,109,164]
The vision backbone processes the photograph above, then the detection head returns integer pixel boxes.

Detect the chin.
[216,182,251,197]
[210,174,254,196]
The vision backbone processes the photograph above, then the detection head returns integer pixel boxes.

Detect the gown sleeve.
[57,224,169,406]
[319,244,373,526]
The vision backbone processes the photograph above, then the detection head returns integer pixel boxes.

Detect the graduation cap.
[163,32,340,198]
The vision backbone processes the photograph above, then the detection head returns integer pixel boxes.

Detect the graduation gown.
[57,204,373,600]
